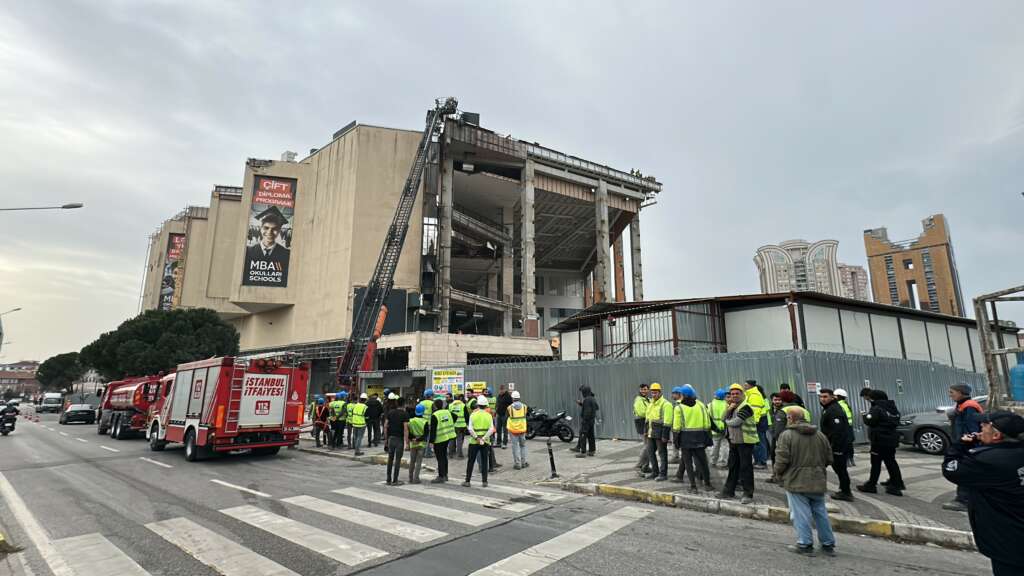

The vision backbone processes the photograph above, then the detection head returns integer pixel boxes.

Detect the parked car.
[60,404,97,425]
[896,395,987,455]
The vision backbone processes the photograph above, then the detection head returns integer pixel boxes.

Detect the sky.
[2,1,1023,363]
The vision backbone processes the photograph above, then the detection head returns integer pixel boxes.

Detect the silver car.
[895,395,987,455]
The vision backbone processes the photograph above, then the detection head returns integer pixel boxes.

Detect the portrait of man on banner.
[242,176,296,287]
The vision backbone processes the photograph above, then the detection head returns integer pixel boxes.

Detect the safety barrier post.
[547,437,558,479]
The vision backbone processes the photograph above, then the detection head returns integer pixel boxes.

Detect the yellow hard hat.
[729,383,744,392]
[650,383,662,391]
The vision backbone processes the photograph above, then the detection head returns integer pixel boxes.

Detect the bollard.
[547,437,558,479]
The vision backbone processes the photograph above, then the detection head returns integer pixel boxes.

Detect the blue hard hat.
[415,404,425,416]
[671,386,683,395]
[338,390,348,398]
[317,397,325,405]
[423,389,434,398]
[714,388,726,400]
[680,385,696,398]
[485,388,492,396]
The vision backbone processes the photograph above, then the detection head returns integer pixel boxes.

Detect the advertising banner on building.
[242,175,296,287]
[431,367,465,396]
[159,233,186,311]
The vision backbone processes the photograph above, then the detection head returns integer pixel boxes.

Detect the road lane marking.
[282,495,447,543]
[221,505,387,566]
[390,482,535,512]
[59,432,68,437]
[334,487,495,526]
[139,457,173,469]
[100,445,120,453]
[210,479,271,498]
[75,438,88,443]
[147,517,298,576]
[469,506,651,576]
[0,472,76,576]
[53,533,151,576]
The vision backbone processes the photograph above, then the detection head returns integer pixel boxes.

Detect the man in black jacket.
[495,385,513,449]
[818,388,854,501]
[942,411,1024,576]
[576,385,599,458]
[856,389,904,496]
[365,394,383,448]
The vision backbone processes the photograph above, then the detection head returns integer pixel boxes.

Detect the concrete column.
[501,206,514,336]
[521,160,538,336]
[613,235,626,302]
[439,154,453,332]
[593,179,611,303]
[630,211,644,301]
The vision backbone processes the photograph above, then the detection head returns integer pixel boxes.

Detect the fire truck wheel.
[97,419,108,435]
[149,423,166,452]
[184,429,205,462]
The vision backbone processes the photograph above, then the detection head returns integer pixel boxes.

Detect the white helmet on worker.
[511,391,520,400]
[387,393,399,400]
[834,388,848,398]
[477,396,490,407]
[360,392,368,399]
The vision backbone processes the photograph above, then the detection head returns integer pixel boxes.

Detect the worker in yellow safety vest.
[673,385,714,493]
[448,394,468,459]
[709,388,730,468]
[462,396,495,488]
[834,388,856,466]
[719,383,758,503]
[743,379,769,468]
[349,393,369,456]
[645,383,675,481]
[419,390,435,457]
[506,390,529,469]
[329,391,348,450]
[634,383,651,473]
[407,404,428,484]
[429,398,455,483]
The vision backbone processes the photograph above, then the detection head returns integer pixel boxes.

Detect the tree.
[79,308,240,381]
[36,352,84,392]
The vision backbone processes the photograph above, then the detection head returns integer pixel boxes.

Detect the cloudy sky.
[2,1,1023,363]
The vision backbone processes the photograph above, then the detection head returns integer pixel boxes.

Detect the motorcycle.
[525,408,574,443]
[1,413,16,436]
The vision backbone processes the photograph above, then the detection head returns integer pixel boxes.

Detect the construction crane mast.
[336,97,459,388]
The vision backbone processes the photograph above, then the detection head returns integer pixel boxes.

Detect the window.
[907,280,921,310]
[535,275,544,296]
[903,259,914,270]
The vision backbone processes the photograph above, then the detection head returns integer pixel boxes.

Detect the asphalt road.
[0,410,992,576]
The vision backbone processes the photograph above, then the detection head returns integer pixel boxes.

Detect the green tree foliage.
[36,352,84,392]
[80,308,239,380]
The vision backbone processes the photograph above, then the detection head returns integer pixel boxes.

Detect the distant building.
[837,263,870,302]
[0,360,39,373]
[864,214,965,317]
[754,239,841,295]
[0,371,39,396]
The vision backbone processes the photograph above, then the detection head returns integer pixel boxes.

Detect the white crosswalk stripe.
[470,506,651,576]
[147,517,298,576]
[391,482,536,512]
[335,487,496,526]
[282,494,447,543]
[53,533,151,576]
[221,504,387,566]
[459,482,565,503]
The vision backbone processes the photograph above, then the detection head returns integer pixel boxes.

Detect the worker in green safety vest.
[419,390,435,458]
[429,398,455,483]
[634,383,652,474]
[719,383,758,503]
[462,396,495,488]
[407,404,429,484]
[673,384,714,493]
[834,388,856,466]
[448,394,468,459]
[329,392,348,450]
[349,393,369,456]
[645,383,675,481]
[709,388,730,468]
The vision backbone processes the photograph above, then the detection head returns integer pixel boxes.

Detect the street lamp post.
[0,203,84,212]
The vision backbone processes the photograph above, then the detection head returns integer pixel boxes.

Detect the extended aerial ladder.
[335,97,459,388]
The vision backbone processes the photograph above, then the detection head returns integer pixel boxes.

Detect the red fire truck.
[97,374,164,439]
[146,356,308,461]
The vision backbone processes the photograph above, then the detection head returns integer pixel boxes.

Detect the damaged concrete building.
[141,107,661,391]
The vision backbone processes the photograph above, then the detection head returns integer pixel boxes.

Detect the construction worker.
[743,379,769,469]
[307,394,321,439]
[482,392,501,472]
[349,393,369,456]
[312,396,331,448]
[719,383,758,504]
[633,383,651,473]
[507,390,529,469]
[670,386,684,464]
[709,388,729,468]
[449,393,468,459]
[834,388,856,466]
[383,394,408,486]
[463,395,495,488]
[329,391,347,450]
[407,404,429,484]
[644,383,674,481]
[419,390,435,457]
[429,398,455,483]
[674,384,714,493]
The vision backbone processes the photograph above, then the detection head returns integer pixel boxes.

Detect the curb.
[296,446,438,473]
[558,482,976,551]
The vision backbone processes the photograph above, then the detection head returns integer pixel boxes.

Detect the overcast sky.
[2,1,1023,363]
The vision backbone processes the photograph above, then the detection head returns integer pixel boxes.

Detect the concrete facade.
[864,214,965,317]
[837,262,870,302]
[754,239,842,295]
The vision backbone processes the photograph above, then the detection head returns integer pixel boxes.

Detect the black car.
[895,395,988,455]
[60,404,96,425]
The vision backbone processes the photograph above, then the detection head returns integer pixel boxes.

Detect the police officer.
[463,396,495,488]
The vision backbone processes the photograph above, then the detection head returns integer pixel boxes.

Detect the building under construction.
[140,105,661,391]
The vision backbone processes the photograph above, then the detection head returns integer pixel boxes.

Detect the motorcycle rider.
[1,402,19,433]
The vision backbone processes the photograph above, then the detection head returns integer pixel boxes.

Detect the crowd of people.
[309,385,530,489]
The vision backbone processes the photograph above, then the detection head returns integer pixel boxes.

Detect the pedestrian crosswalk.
[16,479,642,576]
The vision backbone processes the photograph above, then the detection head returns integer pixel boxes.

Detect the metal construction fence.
[464,350,987,442]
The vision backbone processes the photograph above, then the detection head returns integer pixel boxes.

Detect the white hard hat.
[387,393,399,400]
[360,392,368,399]
[834,389,848,398]
[477,396,490,407]
[511,390,520,399]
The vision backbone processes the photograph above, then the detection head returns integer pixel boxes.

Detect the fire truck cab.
[147,356,308,461]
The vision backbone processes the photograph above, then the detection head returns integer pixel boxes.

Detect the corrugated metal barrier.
[464,350,987,441]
